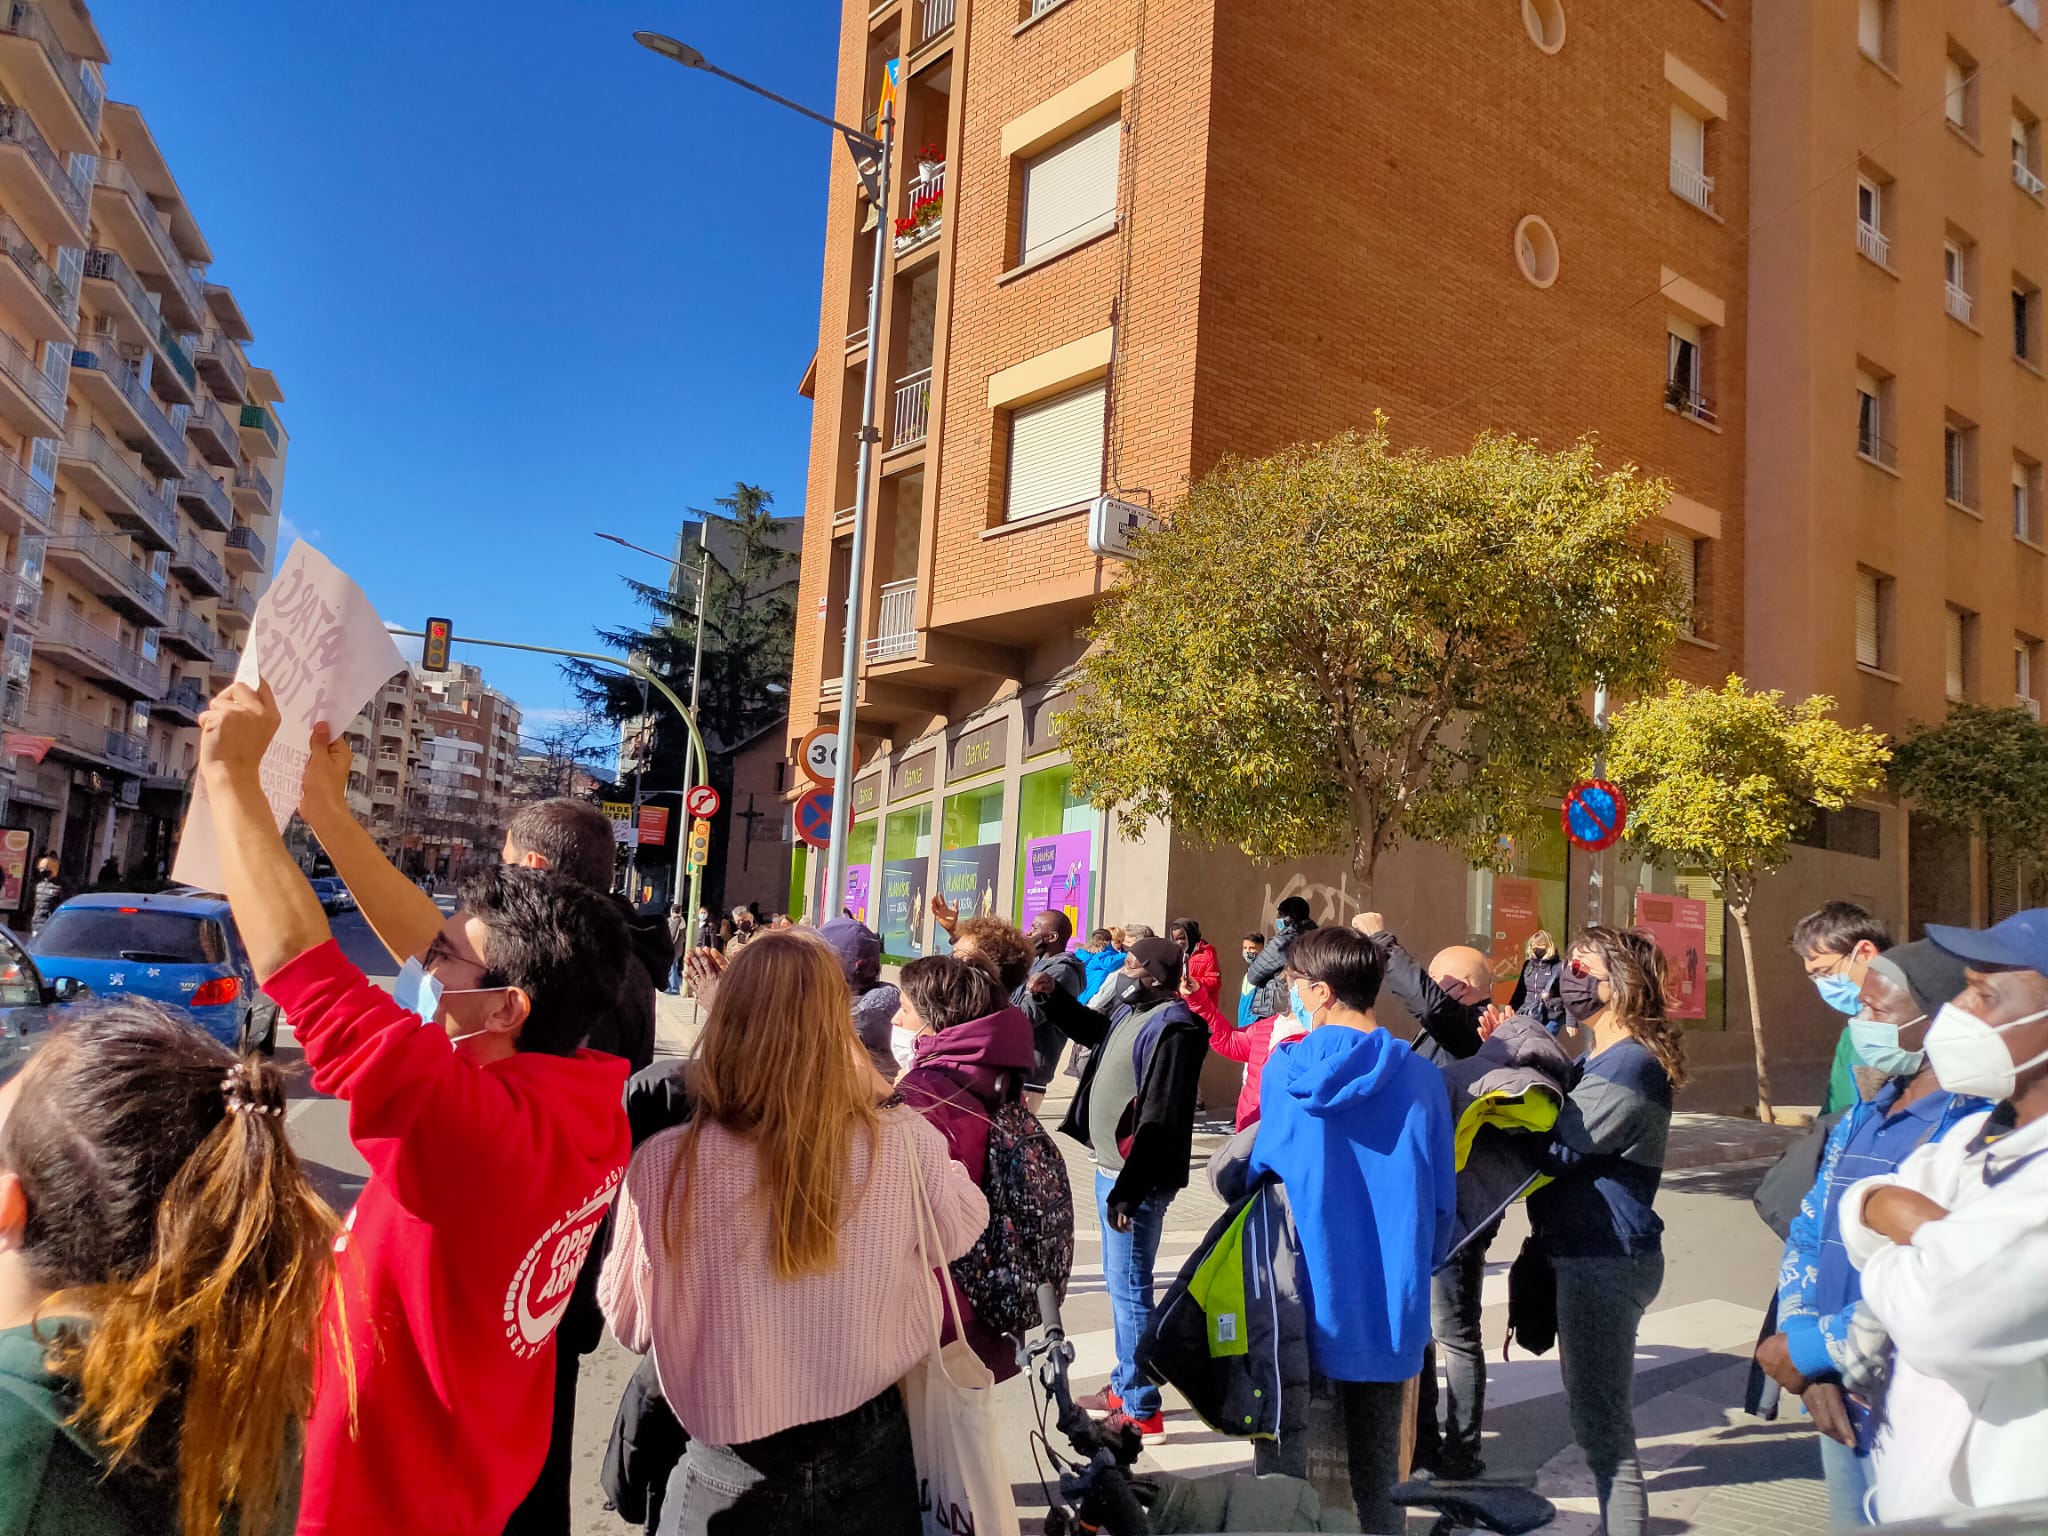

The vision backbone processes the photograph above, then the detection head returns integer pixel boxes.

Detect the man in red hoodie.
[196,680,633,1535]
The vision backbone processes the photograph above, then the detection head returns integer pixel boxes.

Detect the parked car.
[0,924,81,1074]
[309,876,355,915]
[30,891,281,1054]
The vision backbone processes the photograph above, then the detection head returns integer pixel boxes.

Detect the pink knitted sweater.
[599,1104,988,1445]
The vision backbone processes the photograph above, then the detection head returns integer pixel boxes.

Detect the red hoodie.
[1185,984,1277,1130]
[266,941,631,1536]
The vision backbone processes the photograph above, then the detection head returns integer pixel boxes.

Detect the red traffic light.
[423,617,453,672]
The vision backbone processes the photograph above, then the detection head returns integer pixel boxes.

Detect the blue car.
[0,924,63,1074]
[31,891,280,1053]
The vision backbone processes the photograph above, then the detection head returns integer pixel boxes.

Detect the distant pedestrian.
[819,915,901,1081]
[1087,923,1157,1011]
[1080,928,1125,998]
[1244,897,1315,1019]
[728,905,761,948]
[600,931,987,1534]
[1240,931,1265,966]
[94,856,119,886]
[1529,926,1687,1536]
[695,906,715,951]
[1016,911,1087,1102]
[666,906,689,994]
[1793,902,1895,1114]
[1512,930,1566,1034]
[1180,970,1277,1131]
[1169,918,1221,1009]
[28,856,63,935]
[0,1003,339,1535]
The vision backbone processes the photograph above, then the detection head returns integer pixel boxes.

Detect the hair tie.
[220,1062,281,1118]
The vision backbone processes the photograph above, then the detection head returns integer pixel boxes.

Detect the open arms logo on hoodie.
[502,1167,625,1358]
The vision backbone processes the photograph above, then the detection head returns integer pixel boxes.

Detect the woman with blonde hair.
[1512,928,1566,1034]
[1530,925,1689,1536]
[0,1001,344,1535]
[600,929,987,1535]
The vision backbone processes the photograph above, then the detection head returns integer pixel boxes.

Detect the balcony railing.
[0,324,59,424]
[185,393,237,466]
[45,518,167,614]
[70,337,186,468]
[196,328,246,399]
[226,522,266,569]
[1858,427,1898,470]
[1948,282,1975,324]
[2019,155,2048,198]
[0,448,51,527]
[176,461,231,528]
[172,532,223,591]
[60,427,178,545]
[209,641,239,676]
[865,578,917,661]
[155,676,206,723]
[1856,219,1890,266]
[218,585,257,623]
[1665,380,1717,426]
[1669,158,1713,214]
[232,460,272,509]
[167,604,215,655]
[919,0,955,43]
[238,403,279,453]
[891,365,931,449]
[16,701,147,767]
[0,211,71,323]
[37,609,162,696]
[92,160,203,316]
[82,249,195,394]
[0,104,83,229]
[0,3,102,142]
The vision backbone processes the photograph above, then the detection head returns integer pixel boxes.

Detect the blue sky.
[99,0,840,735]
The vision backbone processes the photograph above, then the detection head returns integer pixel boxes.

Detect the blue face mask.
[1289,982,1317,1033]
[1850,1013,1926,1078]
[394,956,445,1023]
[1814,971,1864,1015]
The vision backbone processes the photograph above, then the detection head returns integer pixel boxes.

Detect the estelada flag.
[877,57,900,125]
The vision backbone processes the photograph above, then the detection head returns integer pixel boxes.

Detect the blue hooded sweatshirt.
[1248,1025,1457,1383]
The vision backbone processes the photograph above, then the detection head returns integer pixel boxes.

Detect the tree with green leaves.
[1061,423,1682,895]
[1893,702,2048,905]
[1604,677,1890,1122]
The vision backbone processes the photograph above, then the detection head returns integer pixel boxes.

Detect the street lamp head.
[595,532,630,548]
[634,31,708,69]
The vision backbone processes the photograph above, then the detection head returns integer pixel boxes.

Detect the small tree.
[1604,677,1890,1123]
[1061,423,1682,894]
[514,711,610,802]
[1893,703,2048,906]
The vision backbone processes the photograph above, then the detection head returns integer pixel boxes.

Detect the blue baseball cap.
[1924,910,2048,977]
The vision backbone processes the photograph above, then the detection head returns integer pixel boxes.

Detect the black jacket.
[1046,986,1209,1210]
[1511,953,1565,1033]
[1244,919,1313,1021]
[597,897,665,1073]
[1374,933,1484,1064]
[1016,949,1087,1090]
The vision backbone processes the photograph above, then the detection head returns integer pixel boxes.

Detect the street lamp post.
[633,29,890,922]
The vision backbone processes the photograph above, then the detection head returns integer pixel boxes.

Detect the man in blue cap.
[1837,909,2048,1522]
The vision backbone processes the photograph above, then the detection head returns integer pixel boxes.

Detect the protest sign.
[172,545,408,891]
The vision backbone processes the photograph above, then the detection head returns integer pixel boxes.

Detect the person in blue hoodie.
[1248,925,1457,1533]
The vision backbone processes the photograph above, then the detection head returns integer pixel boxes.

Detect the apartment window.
[1856,568,1892,671]
[2020,636,2043,717]
[1945,235,1975,325]
[1946,43,1979,139]
[1945,415,1979,509]
[2017,456,2044,543]
[1669,103,1712,213]
[2016,109,2044,197]
[1946,606,1974,700]
[1664,531,1701,638]
[2017,277,2042,365]
[1004,377,1106,522]
[1856,366,1895,467]
[1858,0,1895,69]
[1665,317,1714,424]
[1856,174,1890,266]
[1018,115,1120,267]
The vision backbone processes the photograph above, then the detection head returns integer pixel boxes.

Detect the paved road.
[282,927,1828,1534]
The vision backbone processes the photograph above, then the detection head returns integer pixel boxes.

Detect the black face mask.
[1117,974,1167,1008]
[1559,968,1606,1024]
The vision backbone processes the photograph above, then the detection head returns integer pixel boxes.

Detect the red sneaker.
[1102,1408,1165,1437]
[1074,1388,1122,1414]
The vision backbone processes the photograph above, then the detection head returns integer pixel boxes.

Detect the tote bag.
[901,1124,1022,1536]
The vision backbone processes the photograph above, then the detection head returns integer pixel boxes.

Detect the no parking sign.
[1562,778,1628,851]
[794,788,834,850]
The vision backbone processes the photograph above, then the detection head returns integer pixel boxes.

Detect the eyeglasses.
[1568,958,1605,980]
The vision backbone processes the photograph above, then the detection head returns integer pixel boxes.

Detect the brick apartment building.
[0,1,283,901]
[785,0,2048,1108]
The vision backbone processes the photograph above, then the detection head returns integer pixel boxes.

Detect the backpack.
[947,1096,1075,1338]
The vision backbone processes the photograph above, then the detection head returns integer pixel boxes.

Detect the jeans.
[1554,1250,1665,1536]
[1251,1377,1408,1534]
[1816,1428,1876,1529]
[655,1386,919,1536]
[1094,1168,1171,1418]
[1416,1218,1497,1475]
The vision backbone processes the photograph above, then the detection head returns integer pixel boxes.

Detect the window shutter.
[1858,0,1883,56]
[1664,532,1697,632]
[1856,571,1880,668]
[1669,104,1704,171]
[1020,116,1121,264]
[1005,379,1106,522]
[1946,58,1967,126]
[1946,609,1965,698]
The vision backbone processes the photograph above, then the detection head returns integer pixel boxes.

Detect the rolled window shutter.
[1006,379,1106,522]
[1663,532,1696,631]
[1021,117,1121,264]
[1856,572,1880,668]
[1946,610,1965,698]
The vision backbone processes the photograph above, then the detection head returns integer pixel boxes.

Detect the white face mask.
[394,955,501,1049]
[890,1025,921,1072]
[1925,1000,2048,1102]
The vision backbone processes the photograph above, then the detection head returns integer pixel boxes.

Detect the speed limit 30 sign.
[798,727,862,786]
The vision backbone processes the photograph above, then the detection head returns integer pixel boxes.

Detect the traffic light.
[422,617,453,672]
[687,817,711,871]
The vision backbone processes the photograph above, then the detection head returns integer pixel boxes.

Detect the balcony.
[215,584,256,634]
[866,579,917,661]
[184,394,237,468]
[1858,427,1898,471]
[0,3,101,156]
[0,449,50,533]
[90,160,204,330]
[231,460,272,516]
[175,462,232,532]
[893,167,944,257]
[918,0,955,45]
[0,213,72,340]
[34,610,163,699]
[195,328,247,403]
[68,338,187,475]
[1669,158,1713,215]
[1665,379,1718,427]
[1948,282,1975,325]
[152,676,206,727]
[2019,156,2047,200]
[58,428,177,548]
[236,403,279,459]
[168,532,223,596]
[43,520,167,624]
[81,249,195,406]
[224,522,265,574]
[207,641,239,679]
[0,104,82,248]
[890,366,931,449]
[159,603,216,660]
[1856,219,1890,267]
[16,702,148,771]
[0,326,59,436]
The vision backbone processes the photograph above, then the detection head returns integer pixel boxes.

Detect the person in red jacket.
[893,952,1042,1379]
[195,680,635,1536]
[1180,971,1305,1130]
[1169,918,1222,1011]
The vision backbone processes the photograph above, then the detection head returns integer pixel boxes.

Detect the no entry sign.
[1562,778,1629,851]
[684,784,721,819]
[794,787,834,850]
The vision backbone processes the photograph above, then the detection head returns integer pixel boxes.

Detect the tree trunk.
[1730,900,1775,1124]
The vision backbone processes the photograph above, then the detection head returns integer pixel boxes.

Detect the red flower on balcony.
[918,141,945,164]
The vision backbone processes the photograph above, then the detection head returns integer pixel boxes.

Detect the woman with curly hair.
[1530,925,1688,1536]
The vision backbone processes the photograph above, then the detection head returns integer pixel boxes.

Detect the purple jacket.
[897,1004,1038,1378]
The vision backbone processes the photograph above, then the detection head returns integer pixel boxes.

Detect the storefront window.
[1014,763,1096,948]
[879,805,932,961]
[789,844,809,923]
[839,819,879,929]
[1466,815,1572,1003]
[935,784,1003,953]
[1617,853,1726,1030]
